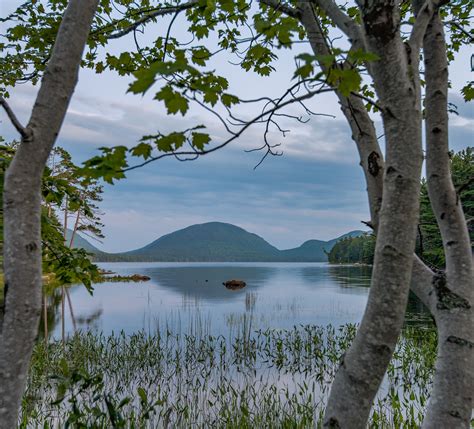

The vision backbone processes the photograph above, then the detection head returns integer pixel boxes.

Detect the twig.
[105,0,199,39]
[122,87,335,172]
[350,91,383,111]
[0,96,31,140]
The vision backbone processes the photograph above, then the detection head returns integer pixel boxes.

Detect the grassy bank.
[22,324,437,428]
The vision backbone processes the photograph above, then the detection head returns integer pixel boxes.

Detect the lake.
[45,262,431,339]
[29,263,435,427]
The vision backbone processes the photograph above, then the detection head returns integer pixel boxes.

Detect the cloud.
[1,56,470,254]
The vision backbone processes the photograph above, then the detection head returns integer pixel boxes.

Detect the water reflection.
[39,262,432,339]
[149,265,274,301]
[327,265,372,288]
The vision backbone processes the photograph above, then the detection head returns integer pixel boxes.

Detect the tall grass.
[21,321,437,428]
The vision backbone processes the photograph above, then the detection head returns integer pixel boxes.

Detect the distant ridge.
[66,229,108,258]
[70,222,366,263]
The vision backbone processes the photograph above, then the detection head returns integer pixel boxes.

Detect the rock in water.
[223,279,246,290]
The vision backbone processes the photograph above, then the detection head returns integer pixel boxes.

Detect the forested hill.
[121,222,281,262]
[72,222,366,262]
[328,147,474,267]
[66,229,102,254]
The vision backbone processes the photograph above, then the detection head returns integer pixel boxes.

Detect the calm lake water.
[48,262,430,338]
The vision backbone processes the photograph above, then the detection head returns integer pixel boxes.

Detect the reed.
[21,322,437,428]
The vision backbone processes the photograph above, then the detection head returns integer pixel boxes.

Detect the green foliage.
[2,0,469,182]
[328,233,376,264]
[418,147,474,268]
[329,148,474,267]
[0,143,101,292]
[461,81,474,102]
[79,146,128,184]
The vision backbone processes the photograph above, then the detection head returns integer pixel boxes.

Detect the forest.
[328,147,474,267]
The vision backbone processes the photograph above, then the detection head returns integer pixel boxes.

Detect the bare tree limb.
[105,0,199,40]
[349,91,383,111]
[122,86,334,172]
[0,97,31,141]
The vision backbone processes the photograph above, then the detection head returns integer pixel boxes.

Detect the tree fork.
[316,0,425,425]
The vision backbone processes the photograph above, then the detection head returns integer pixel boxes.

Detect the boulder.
[223,279,246,290]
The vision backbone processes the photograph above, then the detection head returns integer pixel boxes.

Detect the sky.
[1,1,473,253]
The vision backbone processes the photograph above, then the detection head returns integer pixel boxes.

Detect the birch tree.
[0,1,99,426]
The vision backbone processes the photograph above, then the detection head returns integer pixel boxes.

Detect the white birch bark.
[291,1,436,314]
[421,12,474,428]
[306,1,424,425]
[0,1,99,426]
[266,2,444,426]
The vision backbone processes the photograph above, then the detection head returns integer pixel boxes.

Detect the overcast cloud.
[1,1,472,252]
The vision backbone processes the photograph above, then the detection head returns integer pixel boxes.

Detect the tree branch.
[122,86,334,172]
[313,0,363,43]
[409,0,439,52]
[104,0,200,40]
[0,97,31,140]
[258,0,300,18]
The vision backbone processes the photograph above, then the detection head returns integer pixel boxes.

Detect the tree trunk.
[295,1,437,315]
[63,195,69,240]
[318,3,424,426]
[422,12,474,428]
[0,1,99,426]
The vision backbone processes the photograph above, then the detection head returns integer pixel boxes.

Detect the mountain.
[73,222,366,262]
[122,222,281,262]
[280,239,331,262]
[66,229,107,257]
[280,231,366,262]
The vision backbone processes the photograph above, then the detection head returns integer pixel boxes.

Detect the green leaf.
[191,132,211,150]
[203,90,219,105]
[155,132,186,152]
[128,67,157,94]
[461,81,474,101]
[155,86,189,115]
[191,46,211,66]
[221,93,239,107]
[130,143,152,159]
[329,68,362,97]
[348,49,380,63]
[137,387,148,405]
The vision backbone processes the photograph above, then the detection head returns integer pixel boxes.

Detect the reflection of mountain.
[145,265,275,301]
[72,222,366,262]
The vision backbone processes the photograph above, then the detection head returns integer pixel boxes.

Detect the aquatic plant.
[21,323,437,428]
